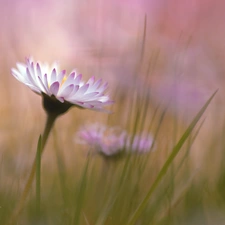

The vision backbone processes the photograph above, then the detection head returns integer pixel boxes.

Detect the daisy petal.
[59,84,74,97]
[50,81,60,96]
[50,68,57,84]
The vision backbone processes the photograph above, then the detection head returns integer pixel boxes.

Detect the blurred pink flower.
[76,123,154,156]
[77,123,127,156]
[11,57,113,112]
[126,133,154,153]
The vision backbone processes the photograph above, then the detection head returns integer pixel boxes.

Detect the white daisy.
[11,57,113,114]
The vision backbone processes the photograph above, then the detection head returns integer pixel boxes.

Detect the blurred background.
[1,0,225,164]
[1,1,225,224]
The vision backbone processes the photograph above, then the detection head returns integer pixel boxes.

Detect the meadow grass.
[0,26,222,224]
[1,2,225,224]
[0,73,222,225]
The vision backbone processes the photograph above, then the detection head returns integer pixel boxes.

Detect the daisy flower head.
[76,123,127,157]
[11,57,113,115]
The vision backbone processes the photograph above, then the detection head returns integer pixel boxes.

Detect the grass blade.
[72,157,90,225]
[36,135,42,218]
[127,90,217,225]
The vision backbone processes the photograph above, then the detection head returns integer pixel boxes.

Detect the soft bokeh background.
[1,0,225,163]
[1,0,225,224]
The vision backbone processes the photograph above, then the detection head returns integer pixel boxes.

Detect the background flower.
[76,123,127,156]
[126,133,154,153]
[76,123,154,156]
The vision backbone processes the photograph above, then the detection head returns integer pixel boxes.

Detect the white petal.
[43,74,49,91]
[36,63,42,78]
[29,62,35,76]
[26,68,36,86]
[57,70,66,83]
[79,92,99,100]
[50,68,57,84]
[75,84,89,96]
[61,72,75,88]
[57,97,65,102]
[38,76,49,93]
[74,74,82,84]
[16,63,26,74]
[97,82,108,93]
[66,85,79,100]
[11,68,26,82]
[87,76,95,85]
[59,84,74,97]
[88,79,102,92]
[27,84,41,94]
[49,82,59,96]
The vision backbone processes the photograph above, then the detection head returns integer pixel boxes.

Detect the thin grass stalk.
[95,193,119,225]
[53,129,68,206]
[72,157,90,225]
[36,136,42,218]
[135,88,151,133]
[126,90,217,225]
[150,106,167,151]
[109,155,133,221]
[134,50,160,134]
[118,153,132,186]
[176,118,206,173]
[7,113,57,225]
[156,170,198,224]
[132,13,147,82]
[83,212,91,225]
[127,90,138,134]
[124,14,147,135]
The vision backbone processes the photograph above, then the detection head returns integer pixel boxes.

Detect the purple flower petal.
[57,70,66,83]
[59,84,74,97]
[36,63,42,78]
[75,84,89,96]
[38,76,49,93]
[50,81,60,96]
[50,68,57,84]
[87,76,95,85]
[74,74,82,84]
[61,71,76,88]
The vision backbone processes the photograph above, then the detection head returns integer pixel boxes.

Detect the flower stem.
[7,113,58,225]
[36,135,42,219]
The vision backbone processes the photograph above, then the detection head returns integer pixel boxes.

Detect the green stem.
[36,136,42,218]
[7,113,58,225]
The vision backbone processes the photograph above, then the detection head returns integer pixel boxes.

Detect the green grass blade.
[176,118,206,173]
[150,106,167,151]
[36,135,42,218]
[95,194,118,225]
[127,90,217,225]
[53,129,68,205]
[72,157,90,225]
